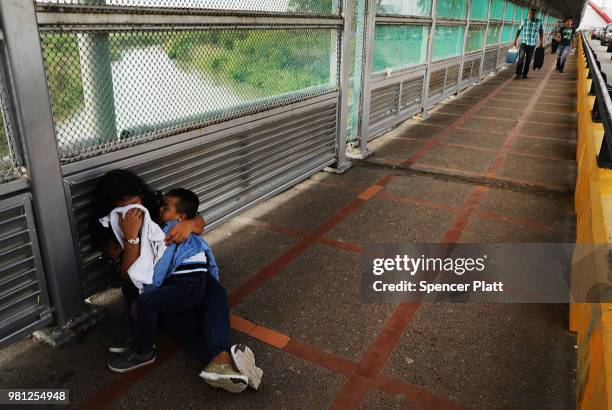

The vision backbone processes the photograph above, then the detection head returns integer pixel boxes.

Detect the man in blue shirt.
[513,8,544,79]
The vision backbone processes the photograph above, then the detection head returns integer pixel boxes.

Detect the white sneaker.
[199,363,248,393]
[230,344,263,390]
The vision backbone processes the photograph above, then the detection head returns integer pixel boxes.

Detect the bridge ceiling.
[542,0,587,20]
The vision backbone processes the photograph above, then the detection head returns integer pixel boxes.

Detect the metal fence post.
[330,0,341,87]
[495,1,506,69]
[77,33,117,143]
[353,0,376,157]
[458,0,473,95]
[0,0,99,344]
[479,0,493,80]
[421,0,438,117]
[544,8,550,46]
[77,0,117,144]
[327,0,352,173]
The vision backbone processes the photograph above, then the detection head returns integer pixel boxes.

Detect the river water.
[56,45,242,153]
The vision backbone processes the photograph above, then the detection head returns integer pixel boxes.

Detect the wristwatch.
[126,237,140,245]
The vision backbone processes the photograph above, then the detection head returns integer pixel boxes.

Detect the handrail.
[582,34,612,167]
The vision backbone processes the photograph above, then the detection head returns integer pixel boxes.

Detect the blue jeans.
[557,44,571,70]
[516,43,535,76]
[122,273,231,364]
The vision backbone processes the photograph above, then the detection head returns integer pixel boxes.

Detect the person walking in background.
[550,20,562,54]
[513,8,544,80]
[556,17,576,74]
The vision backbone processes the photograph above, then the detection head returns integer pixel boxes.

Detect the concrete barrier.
[572,35,612,410]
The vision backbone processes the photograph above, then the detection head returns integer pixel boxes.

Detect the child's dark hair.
[166,188,199,219]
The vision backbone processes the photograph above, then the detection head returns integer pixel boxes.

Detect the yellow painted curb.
[573,35,612,410]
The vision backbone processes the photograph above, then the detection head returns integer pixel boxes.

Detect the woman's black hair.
[91,169,161,222]
[89,169,162,250]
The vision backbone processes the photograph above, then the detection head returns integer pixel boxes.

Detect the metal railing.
[349,0,560,152]
[582,35,612,168]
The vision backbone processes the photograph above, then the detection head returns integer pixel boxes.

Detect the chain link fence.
[36,0,339,15]
[40,28,339,162]
[0,50,25,183]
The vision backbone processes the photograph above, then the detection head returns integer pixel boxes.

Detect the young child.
[103,188,262,392]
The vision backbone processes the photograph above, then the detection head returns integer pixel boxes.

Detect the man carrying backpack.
[513,8,544,80]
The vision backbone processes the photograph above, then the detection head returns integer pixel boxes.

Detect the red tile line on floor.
[77,339,183,410]
[230,313,464,408]
[373,374,466,409]
[440,185,488,244]
[241,216,367,254]
[328,185,487,410]
[230,313,358,375]
[227,174,396,308]
[399,75,517,167]
[485,59,563,178]
[377,191,463,214]
[240,194,557,256]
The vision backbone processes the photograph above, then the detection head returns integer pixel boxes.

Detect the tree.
[288,0,334,14]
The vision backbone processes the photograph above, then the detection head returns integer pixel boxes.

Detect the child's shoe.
[230,344,263,390]
[199,363,248,393]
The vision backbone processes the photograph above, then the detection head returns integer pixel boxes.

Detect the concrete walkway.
[0,53,578,409]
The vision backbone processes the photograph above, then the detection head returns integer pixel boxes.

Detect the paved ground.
[0,54,578,409]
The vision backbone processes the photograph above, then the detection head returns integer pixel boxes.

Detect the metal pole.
[351,0,375,157]
[0,0,90,332]
[77,0,117,144]
[495,0,506,70]
[421,0,438,116]
[329,0,341,85]
[479,0,493,80]
[510,2,516,50]
[327,0,352,173]
[544,8,550,46]
[348,0,372,159]
[458,0,472,95]
[77,33,117,143]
